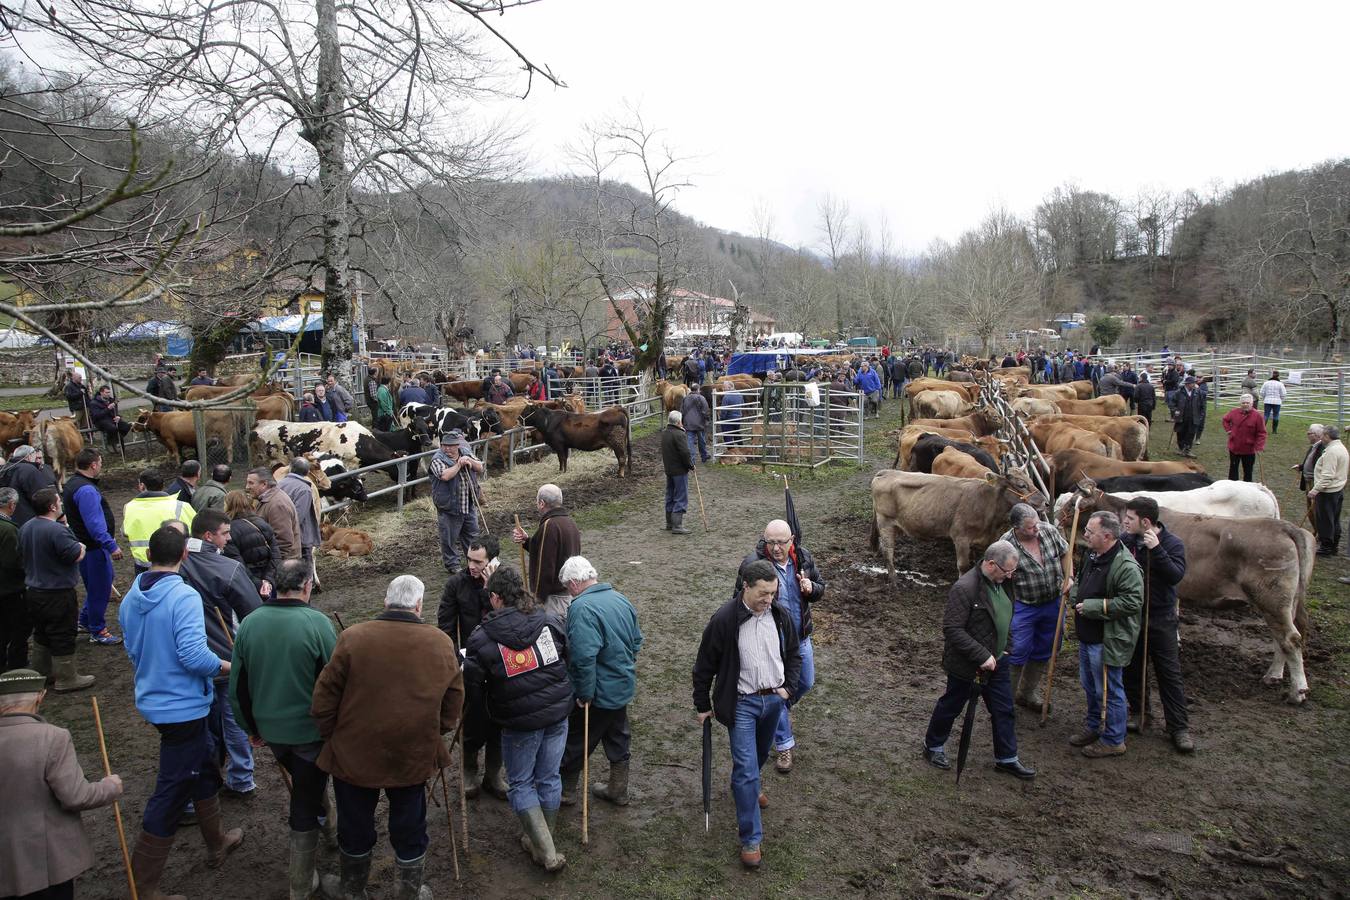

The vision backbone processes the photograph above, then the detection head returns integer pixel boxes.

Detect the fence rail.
[710,385,863,467]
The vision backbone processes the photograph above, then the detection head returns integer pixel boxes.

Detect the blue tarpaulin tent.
[726,351,793,375]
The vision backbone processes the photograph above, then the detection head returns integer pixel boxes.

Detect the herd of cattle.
[872,366,1315,705]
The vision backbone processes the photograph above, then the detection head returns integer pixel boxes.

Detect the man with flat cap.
[430,430,485,574]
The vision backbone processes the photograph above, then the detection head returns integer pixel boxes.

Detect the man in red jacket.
[1221,393,1267,482]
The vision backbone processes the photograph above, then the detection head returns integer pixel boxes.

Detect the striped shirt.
[736,605,784,694]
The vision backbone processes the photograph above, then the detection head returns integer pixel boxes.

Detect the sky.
[480,0,1350,254]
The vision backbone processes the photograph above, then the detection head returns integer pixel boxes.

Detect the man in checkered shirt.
[997,502,1071,713]
[430,431,484,574]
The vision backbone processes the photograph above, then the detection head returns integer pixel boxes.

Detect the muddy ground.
[46,402,1350,899]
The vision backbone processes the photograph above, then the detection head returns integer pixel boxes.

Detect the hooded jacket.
[464,605,573,732]
[223,514,281,589]
[117,570,223,724]
[566,582,643,709]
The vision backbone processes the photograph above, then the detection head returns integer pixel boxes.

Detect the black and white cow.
[397,402,502,443]
[315,452,368,503]
[250,419,428,484]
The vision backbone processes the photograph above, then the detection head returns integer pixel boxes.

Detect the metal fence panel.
[709,385,862,467]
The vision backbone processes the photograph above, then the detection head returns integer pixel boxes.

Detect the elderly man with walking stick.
[558,556,644,810]
[0,668,127,900]
[230,558,339,900]
[661,411,695,534]
[311,575,463,900]
[1120,497,1195,753]
[1068,511,1145,759]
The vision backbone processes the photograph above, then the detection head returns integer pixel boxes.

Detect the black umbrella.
[954,672,987,788]
[702,718,713,833]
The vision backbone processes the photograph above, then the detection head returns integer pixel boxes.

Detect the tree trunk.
[315,0,352,371]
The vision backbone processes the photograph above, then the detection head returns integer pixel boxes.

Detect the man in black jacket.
[0,487,28,669]
[0,445,57,527]
[166,512,262,798]
[1171,376,1206,456]
[920,541,1035,781]
[661,411,694,534]
[1120,497,1194,753]
[437,535,507,799]
[693,559,801,870]
[732,520,825,776]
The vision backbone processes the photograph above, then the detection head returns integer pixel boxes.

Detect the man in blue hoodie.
[854,362,882,417]
[118,525,243,900]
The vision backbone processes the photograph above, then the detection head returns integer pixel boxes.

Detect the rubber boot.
[462,753,481,799]
[1018,660,1048,710]
[394,853,433,900]
[559,768,580,806]
[1008,664,1023,702]
[130,830,187,900]
[31,643,53,685]
[516,807,566,872]
[321,850,371,900]
[288,829,321,900]
[592,759,630,805]
[671,513,691,535]
[51,654,95,693]
[664,511,672,531]
[196,794,244,867]
[482,743,508,800]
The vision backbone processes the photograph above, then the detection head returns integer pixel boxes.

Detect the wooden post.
[92,698,138,900]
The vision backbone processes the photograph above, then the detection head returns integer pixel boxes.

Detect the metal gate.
[710,384,863,467]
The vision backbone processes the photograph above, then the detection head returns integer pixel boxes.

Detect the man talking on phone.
[437,534,506,798]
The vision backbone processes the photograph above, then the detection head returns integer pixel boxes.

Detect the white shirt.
[736,604,784,694]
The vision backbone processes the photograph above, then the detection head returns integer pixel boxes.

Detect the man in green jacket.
[1069,510,1144,758]
[557,555,643,807]
[228,559,338,898]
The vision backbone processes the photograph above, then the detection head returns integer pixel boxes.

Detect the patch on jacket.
[537,628,560,665]
[500,644,540,676]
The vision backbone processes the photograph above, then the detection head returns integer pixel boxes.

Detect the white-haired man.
[557,556,644,808]
[661,410,695,534]
[1221,392,1266,482]
[512,484,581,621]
[311,575,464,899]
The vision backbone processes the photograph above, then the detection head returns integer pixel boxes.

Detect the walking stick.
[1139,552,1151,733]
[513,514,527,576]
[691,466,710,532]
[92,697,137,900]
[1100,656,1109,733]
[440,767,460,881]
[582,702,590,846]
[1041,498,1081,726]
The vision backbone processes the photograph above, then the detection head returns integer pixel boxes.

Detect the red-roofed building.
[604,285,774,342]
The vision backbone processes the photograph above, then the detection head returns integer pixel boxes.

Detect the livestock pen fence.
[1103,349,1350,426]
[709,384,864,468]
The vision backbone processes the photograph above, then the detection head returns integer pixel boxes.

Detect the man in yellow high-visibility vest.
[123,469,195,574]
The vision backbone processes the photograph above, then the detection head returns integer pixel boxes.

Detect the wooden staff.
[691,466,709,532]
[1041,498,1081,726]
[1100,650,1109,733]
[92,697,138,900]
[1139,551,1152,732]
[582,702,590,846]
[513,514,527,578]
[440,768,460,881]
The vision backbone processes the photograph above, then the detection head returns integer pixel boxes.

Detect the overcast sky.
[483,0,1350,254]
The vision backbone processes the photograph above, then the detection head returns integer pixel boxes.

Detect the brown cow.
[442,379,485,403]
[1026,420,1121,459]
[1016,384,1078,401]
[1063,484,1314,704]
[133,410,237,462]
[721,374,762,392]
[903,378,980,402]
[520,404,631,477]
[1052,395,1129,417]
[654,379,689,413]
[507,372,537,394]
[1030,413,1150,461]
[931,446,991,479]
[183,382,288,402]
[0,410,37,450]
[906,409,1001,437]
[911,390,976,420]
[320,522,374,558]
[214,374,254,387]
[1049,448,1202,496]
[894,424,1000,470]
[36,417,83,486]
[253,394,295,421]
[870,468,1046,577]
[1067,380,1094,400]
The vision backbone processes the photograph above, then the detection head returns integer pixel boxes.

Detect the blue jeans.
[210,685,256,791]
[730,693,782,848]
[1008,601,1062,665]
[501,719,568,813]
[436,509,479,573]
[774,638,814,750]
[686,429,709,462]
[1263,403,1280,426]
[665,474,689,515]
[1078,643,1127,746]
[923,657,1019,763]
[332,777,427,860]
[77,548,114,634]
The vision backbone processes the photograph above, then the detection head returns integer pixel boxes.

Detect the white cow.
[1054,480,1280,522]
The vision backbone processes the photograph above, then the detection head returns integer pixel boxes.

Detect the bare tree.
[571,107,691,373]
[931,209,1042,356]
[27,0,562,369]
[817,193,851,336]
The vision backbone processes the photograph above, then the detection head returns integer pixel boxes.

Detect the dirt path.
[51,403,1350,898]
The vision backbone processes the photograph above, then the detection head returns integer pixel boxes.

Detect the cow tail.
[1293,525,1313,640]
[869,513,879,552]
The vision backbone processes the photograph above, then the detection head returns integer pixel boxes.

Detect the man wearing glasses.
[920,541,1036,780]
[733,520,826,775]
[1069,511,1144,758]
